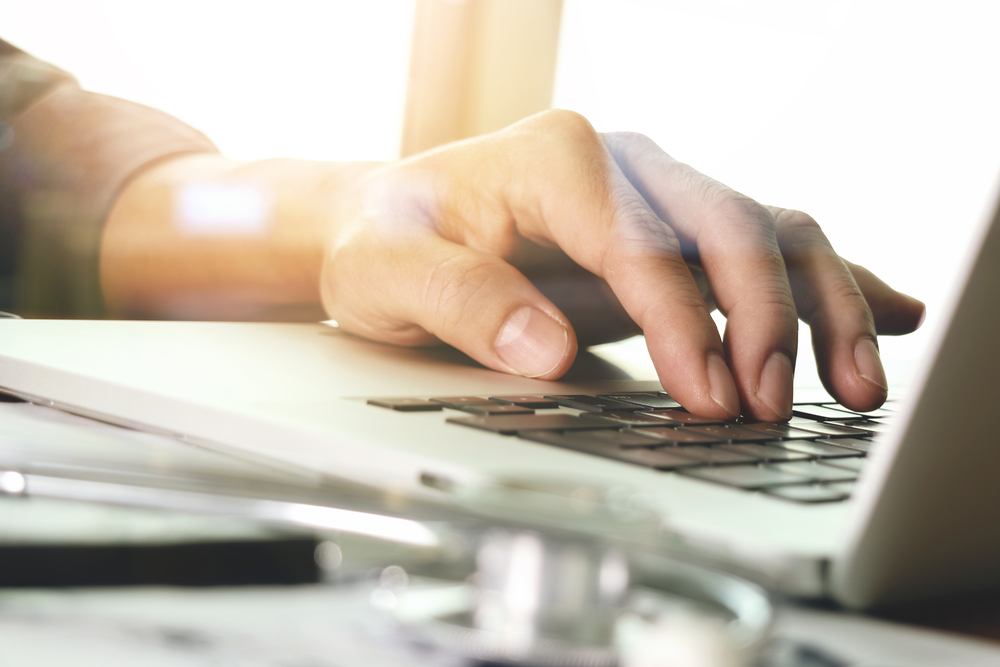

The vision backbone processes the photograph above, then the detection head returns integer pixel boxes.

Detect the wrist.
[101,154,383,320]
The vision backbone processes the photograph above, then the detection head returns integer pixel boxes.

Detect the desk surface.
[1,583,999,667]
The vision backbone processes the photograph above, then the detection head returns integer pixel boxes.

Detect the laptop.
[0,180,998,610]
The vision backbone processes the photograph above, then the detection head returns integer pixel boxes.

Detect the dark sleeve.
[0,38,220,318]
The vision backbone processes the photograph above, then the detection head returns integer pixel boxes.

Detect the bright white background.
[4,0,1000,383]
[2,0,417,161]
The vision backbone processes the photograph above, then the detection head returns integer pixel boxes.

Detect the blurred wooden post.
[401,0,564,157]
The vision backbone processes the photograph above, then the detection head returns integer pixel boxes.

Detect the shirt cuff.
[1,66,219,317]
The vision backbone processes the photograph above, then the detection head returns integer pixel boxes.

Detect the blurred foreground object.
[385,482,773,667]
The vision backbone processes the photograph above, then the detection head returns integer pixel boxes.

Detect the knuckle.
[709,191,776,236]
[678,172,780,249]
[825,270,868,306]
[797,271,871,329]
[774,208,831,249]
[539,108,595,133]
[716,258,797,319]
[698,189,794,301]
[731,286,800,326]
[602,130,657,154]
[601,192,684,270]
[774,207,820,230]
[531,109,602,151]
[766,284,801,316]
[601,131,677,182]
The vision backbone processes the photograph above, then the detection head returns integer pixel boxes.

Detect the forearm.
[100,153,382,321]
[0,38,221,318]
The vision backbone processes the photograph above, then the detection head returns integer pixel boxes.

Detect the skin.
[101,110,925,421]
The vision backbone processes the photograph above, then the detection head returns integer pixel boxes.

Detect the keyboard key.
[825,481,856,496]
[819,437,873,454]
[645,410,726,425]
[719,444,812,462]
[614,448,705,470]
[575,429,667,448]
[544,395,642,412]
[430,396,494,407]
[517,431,701,470]
[367,398,443,412]
[769,461,858,483]
[820,457,866,472]
[682,425,773,442]
[517,430,604,449]
[447,413,612,434]
[460,404,535,415]
[626,427,722,445]
[737,423,822,440]
[598,393,682,409]
[834,404,894,419]
[841,420,888,435]
[661,446,761,465]
[679,466,810,489]
[490,395,561,409]
[787,419,870,438]
[580,411,682,427]
[792,405,864,421]
[776,439,864,458]
[763,484,850,503]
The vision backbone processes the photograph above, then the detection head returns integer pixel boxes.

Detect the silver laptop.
[1,182,999,610]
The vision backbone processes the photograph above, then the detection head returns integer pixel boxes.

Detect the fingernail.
[758,351,793,420]
[854,338,888,391]
[706,352,741,418]
[916,306,926,330]
[496,306,569,378]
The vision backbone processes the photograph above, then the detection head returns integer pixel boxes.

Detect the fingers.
[844,260,926,335]
[495,113,741,418]
[768,207,913,412]
[602,131,798,421]
[322,226,577,380]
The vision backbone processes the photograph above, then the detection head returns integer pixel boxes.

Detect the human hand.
[319,110,924,421]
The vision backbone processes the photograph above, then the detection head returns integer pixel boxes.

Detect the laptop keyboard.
[367,392,887,504]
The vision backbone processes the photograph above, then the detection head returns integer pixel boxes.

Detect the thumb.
[492,303,576,378]
[329,233,578,379]
[410,238,577,378]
